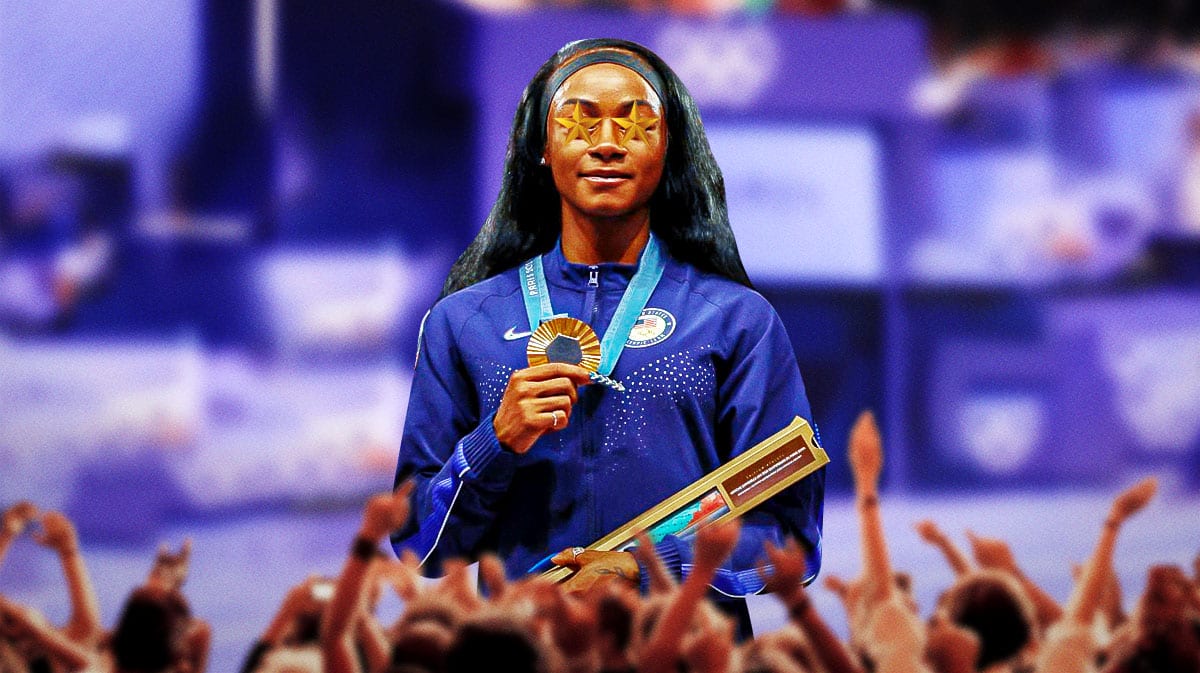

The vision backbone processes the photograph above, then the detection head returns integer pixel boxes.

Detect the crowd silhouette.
[2,412,1197,673]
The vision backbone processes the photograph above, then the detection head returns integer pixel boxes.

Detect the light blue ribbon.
[520,234,665,377]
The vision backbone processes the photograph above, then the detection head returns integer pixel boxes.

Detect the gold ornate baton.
[541,416,829,582]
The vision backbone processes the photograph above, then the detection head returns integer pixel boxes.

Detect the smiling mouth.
[580,171,632,184]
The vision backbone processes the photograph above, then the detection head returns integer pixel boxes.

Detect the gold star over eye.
[554,102,600,145]
[612,102,658,147]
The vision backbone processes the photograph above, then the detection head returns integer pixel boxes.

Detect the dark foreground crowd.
[2,413,1198,673]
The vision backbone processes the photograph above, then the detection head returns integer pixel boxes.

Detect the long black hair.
[440,38,751,298]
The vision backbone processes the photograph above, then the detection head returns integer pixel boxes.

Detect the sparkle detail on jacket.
[392,241,825,596]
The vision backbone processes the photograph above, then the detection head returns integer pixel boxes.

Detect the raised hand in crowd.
[1,502,211,673]
[240,575,334,673]
[822,572,861,624]
[355,562,393,673]
[637,520,740,673]
[1036,477,1157,673]
[848,411,883,497]
[322,480,414,673]
[8,420,1195,673]
[32,510,79,555]
[477,553,509,604]
[32,510,103,648]
[388,559,469,671]
[588,584,639,673]
[678,607,735,673]
[1087,559,1128,633]
[1066,477,1156,626]
[377,548,425,609]
[0,592,92,672]
[763,538,864,673]
[148,539,193,593]
[847,411,891,606]
[632,531,676,596]
[387,567,463,673]
[965,529,1016,573]
[542,584,601,672]
[914,519,971,577]
[0,501,38,569]
[845,410,933,672]
[112,536,211,673]
[431,558,486,614]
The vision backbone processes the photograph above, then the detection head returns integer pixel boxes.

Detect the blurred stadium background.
[1,0,1198,669]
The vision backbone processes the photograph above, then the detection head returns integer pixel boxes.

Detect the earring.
[539,156,547,166]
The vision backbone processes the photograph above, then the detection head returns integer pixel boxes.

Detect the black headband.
[540,49,667,128]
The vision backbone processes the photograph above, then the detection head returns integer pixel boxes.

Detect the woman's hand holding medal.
[494,363,593,454]
[497,315,607,454]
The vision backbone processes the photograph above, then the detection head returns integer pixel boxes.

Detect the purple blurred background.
[1,1,1198,669]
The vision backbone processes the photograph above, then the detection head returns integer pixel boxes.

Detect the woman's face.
[543,61,667,223]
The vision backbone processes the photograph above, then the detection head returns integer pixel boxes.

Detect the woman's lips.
[580,170,632,184]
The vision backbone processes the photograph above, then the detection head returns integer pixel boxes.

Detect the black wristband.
[238,640,272,673]
[351,537,377,561]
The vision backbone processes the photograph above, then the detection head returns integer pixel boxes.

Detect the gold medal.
[526,317,602,371]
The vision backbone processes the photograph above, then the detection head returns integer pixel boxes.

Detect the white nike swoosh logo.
[503,327,533,341]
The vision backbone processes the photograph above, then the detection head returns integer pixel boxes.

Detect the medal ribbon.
[521,234,665,377]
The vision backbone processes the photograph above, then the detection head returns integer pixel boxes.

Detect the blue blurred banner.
[1,2,1198,543]
[2,6,1199,672]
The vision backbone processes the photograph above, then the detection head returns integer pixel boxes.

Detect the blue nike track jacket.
[391,241,825,598]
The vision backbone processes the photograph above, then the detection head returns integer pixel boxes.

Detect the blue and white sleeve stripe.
[406,416,509,566]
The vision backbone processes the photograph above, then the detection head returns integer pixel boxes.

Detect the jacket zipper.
[582,267,599,326]
[582,266,600,541]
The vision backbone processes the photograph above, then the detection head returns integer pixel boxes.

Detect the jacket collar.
[542,238,638,291]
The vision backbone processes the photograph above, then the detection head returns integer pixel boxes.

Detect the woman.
[391,37,825,636]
